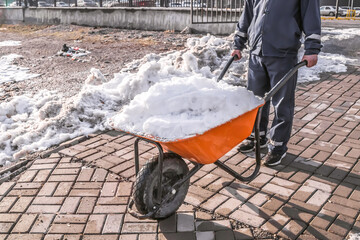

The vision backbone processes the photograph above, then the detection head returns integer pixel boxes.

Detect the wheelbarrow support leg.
[214,108,262,182]
[134,137,164,204]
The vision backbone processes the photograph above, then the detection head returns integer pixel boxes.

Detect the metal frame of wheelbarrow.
[128,57,307,219]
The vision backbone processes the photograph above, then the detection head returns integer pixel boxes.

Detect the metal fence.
[6,0,244,19]
[191,0,244,23]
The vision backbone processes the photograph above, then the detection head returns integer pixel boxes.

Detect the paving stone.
[278,205,314,223]
[0,197,17,213]
[14,183,42,189]
[304,179,334,192]
[249,173,273,188]
[103,214,123,234]
[278,220,307,239]
[91,168,108,182]
[158,214,176,233]
[53,182,73,196]
[38,182,58,196]
[215,230,235,240]
[84,214,106,234]
[262,183,294,197]
[289,171,311,184]
[304,226,343,240]
[27,205,60,214]
[48,224,85,234]
[200,194,228,212]
[122,222,158,233]
[7,189,38,197]
[215,198,242,217]
[0,213,20,222]
[311,209,337,230]
[177,212,195,232]
[6,234,43,240]
[119,234,138,240]
[261,214,290,234]
[69,189,100,197]
[306,190,331,207]
[196,220,231,231]
[233,228,253,240]
[54,214,88,224]
[292,186,316,202]
[93,205,126,214]
[77,168,95,182]
[248,192,270,206]
[220,186,251,202]
[0,222,14,233]
[328,214,355,237]
[323,202,358,218]
[18,171,38,183]
[33,170,52,182]
[196,231,215,240]
[230,209,266,228]
[59,197,81,213]
[262,195,286,212]
[329,195,360,210]
[11,213,37,233]
[33,197,64,205]
[100,182,118,197]
[138,234,157,240]
[30,214,54,233]
[9,197,34,213]
[29,163,56,170]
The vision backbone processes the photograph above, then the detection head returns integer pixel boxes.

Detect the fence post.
[100,0,102,7]
[54,0,56,7]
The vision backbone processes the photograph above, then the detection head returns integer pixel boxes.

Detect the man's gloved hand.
[231,50,242,61]
[302,54,318,68]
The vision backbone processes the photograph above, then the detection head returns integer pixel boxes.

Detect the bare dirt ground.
[0,24,201,100]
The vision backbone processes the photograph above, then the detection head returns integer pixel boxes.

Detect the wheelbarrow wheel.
[132,153,190,219]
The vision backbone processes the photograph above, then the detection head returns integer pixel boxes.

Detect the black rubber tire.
[132,158,158,215]
[329,12,335,16]
[132,153,189,219]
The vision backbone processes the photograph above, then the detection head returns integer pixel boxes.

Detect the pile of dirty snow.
[110,75,263,141]
[0,35,238,165]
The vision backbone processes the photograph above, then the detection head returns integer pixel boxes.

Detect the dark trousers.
[247,54,298,154]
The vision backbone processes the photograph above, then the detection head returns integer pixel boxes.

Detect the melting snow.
[0,54,40,84]
[0,40,22,47]
[321,27,360,41]
[349,233,360,240]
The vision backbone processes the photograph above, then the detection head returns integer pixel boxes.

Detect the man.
[232,0,322,167]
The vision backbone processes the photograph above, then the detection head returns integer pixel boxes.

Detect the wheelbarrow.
[121,56,307,219]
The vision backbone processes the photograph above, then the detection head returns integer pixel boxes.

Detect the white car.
[38,1,52,7]
[320,6,346,16]
[77,0,98,7]
[354,7,360,17]
[57,1,69,6]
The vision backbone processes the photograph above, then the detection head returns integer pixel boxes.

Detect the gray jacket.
[234,0,322,57]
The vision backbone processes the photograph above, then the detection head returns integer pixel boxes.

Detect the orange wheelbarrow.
[124,57,307,219]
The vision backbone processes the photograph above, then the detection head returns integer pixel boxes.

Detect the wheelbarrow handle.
[217,55,238,82]
[263,60,307,102]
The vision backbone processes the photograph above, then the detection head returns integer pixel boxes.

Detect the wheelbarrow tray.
[124,103,264,165]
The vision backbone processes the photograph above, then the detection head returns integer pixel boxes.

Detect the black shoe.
[264,152,286,167]
[238,137,268,153]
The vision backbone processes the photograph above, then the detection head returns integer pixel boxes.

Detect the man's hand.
[302,54,318,68]
[231,50,242,61]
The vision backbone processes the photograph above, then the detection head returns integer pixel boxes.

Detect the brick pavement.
[0,68,359,239]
